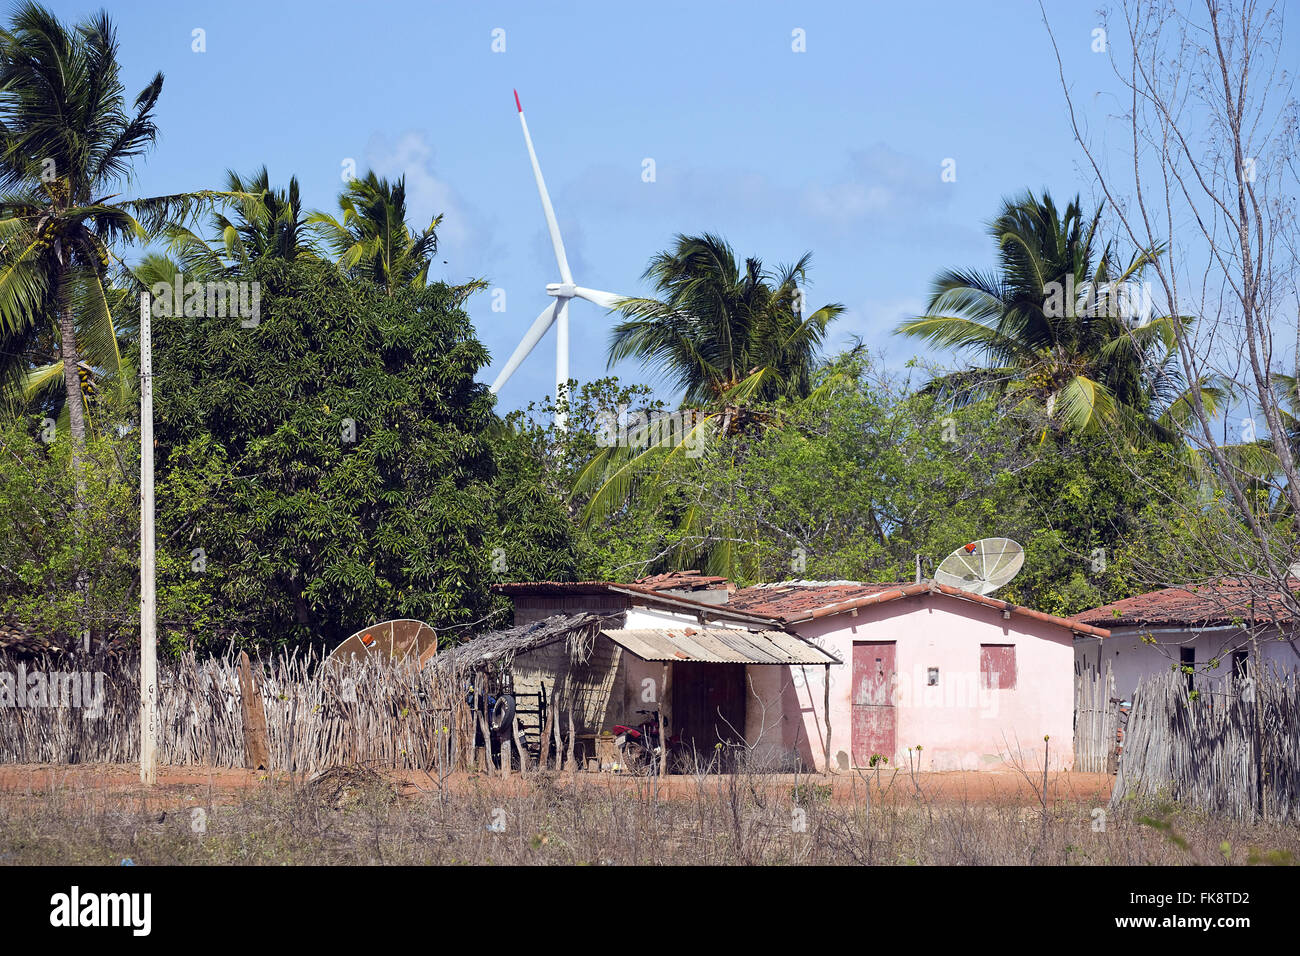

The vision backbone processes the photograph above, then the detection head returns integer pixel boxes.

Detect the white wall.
[1076,625,1300,700]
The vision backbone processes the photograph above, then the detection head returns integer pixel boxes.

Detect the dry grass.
[0,765,1296,866]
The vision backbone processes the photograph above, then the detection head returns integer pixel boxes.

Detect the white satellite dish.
[934,538,1024,596]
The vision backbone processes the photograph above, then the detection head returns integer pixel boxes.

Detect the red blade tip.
[513,89,522,113]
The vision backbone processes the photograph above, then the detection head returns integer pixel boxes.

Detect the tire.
[490,694,516,732]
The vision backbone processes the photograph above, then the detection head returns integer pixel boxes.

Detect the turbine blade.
[515,91,573,284]
[573,287,628,311]
[490,301,560,394]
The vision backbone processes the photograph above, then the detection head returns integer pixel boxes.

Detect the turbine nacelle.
[547,282,576,299]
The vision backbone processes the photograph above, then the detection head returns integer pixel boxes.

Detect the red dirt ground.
[0,763,1113,809]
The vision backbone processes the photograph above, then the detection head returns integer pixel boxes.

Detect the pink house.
[497,574,1108,772]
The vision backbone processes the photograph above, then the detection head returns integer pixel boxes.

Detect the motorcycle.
[612,709,679,774]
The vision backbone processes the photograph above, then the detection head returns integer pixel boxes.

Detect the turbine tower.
[489,90,628,431]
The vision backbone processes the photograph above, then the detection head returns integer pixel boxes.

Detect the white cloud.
[364,131,493,273]
[557,141,952,237]
[801,145,952,228]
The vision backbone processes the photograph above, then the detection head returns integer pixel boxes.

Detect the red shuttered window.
[980,644,1016,690]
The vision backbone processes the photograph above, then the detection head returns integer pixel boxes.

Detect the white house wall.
[1076,625,1300,700]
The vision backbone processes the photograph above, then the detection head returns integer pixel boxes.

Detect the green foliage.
[207,167,320,267]
[508,353,1205,614]
[0,415,212,651]
[0,418,131,648]
[0,6,1251,656]
[309,171,441,295]
[499,377,665,582]
[610,233,844,404]
[1000,434,1200,615]
[895,190,1209,444]
[486,417,587,585]
[0,3,232,433]
[152,257,501,651]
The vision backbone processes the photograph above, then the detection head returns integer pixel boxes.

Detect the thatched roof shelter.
[428,613,603,679]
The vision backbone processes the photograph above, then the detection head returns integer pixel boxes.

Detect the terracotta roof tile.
[1074,579,1300,628]
[632,570,731,592]
[725,582,907,618]
[494,577,1108,637]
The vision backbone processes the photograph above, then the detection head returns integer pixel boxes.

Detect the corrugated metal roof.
[602,627,839,665]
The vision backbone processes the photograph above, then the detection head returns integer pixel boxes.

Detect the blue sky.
[49,0,1285,412]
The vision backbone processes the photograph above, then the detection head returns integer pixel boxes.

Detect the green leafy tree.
[151,166,317,284]
[610,232,844,407]
[152,257,499,651]
[0,417,136,652]
[543,351,1205,609]
[499,378,671,581]
[208,167,318,266]
[572,234,845,567]
[0,3,227,455]
[0,415,213,655]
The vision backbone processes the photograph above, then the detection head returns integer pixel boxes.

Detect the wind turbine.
[489,90,628,431]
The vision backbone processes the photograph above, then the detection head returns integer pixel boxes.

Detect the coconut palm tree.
[308,171,440,295]
[0,3,232,455]
[156,166,319,281]
[570,235,843,577]
[212,167,318,265]
[608,233,844,410]
[895,190,1206,442]
[14,274,137,432]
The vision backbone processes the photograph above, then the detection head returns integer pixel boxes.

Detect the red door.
[852,642,896,767]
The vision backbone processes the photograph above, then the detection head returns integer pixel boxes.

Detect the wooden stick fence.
[1113,664,1300,822]
[1073,659,1119,773]
[0,614,600,776]
[0,647,477,774]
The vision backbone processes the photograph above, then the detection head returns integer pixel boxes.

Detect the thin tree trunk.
[53,256,87,466]
[56,262,90,646]
[59,321,88,467]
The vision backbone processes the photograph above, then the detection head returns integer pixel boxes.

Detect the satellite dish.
[934,538,1024,596]
[328,619,438,669]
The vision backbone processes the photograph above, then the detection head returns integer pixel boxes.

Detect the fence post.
[238,651,271,771]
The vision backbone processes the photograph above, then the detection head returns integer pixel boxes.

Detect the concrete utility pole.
[139,291,157,785]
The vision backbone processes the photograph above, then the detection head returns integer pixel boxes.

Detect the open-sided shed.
[431,611,836,770]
